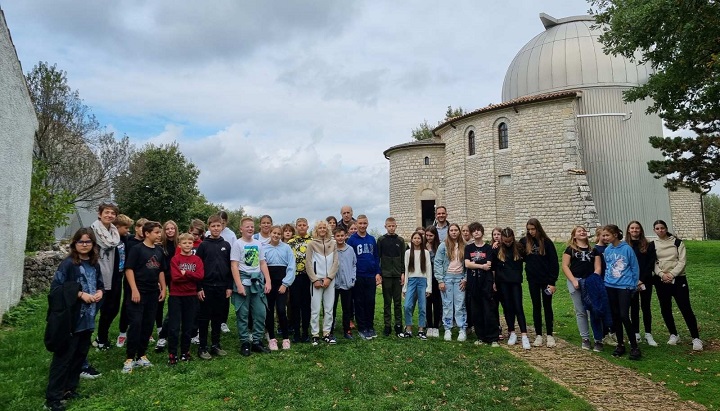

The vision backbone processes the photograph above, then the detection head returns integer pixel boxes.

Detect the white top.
[403,249,432,294]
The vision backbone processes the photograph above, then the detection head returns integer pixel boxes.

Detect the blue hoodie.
[346,232,379,278]
[603,241,639,290]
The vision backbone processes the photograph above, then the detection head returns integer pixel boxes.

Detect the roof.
[383,136,444,159]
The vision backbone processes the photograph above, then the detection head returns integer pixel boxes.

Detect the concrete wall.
[0,9,37,321]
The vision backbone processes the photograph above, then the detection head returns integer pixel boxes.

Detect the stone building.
[384,13,705,241]
[0,8,37,321]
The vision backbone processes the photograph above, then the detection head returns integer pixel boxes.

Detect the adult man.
[336,205,357,233]
[434,206,450,242]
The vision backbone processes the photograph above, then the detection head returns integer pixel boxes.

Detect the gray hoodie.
[335,245,357,290]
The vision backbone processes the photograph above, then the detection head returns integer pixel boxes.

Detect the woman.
[651,220,702,351]
[434,223,467,342]
[494,227,531,350]
[625,221,657,346]
[424,226,442,337]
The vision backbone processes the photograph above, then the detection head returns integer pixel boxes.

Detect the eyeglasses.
[77,240,93,245]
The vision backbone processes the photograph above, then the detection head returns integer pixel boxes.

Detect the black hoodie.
[196,236,232,289]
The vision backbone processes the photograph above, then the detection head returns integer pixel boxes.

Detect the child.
[155,220,178,350]
[195,214,233,360]
[377,217,405,337]
[424,226,442,337]
[264,225,296,350]
[117,217,147,348]
[122,221,167,373]
[326,216,338,232]
[520,218,559,348]
[231,217,272,356]
[602,224,640,359]
[464,222,498,346]
[253,215,273,244]
[306,220,339,345]
[288,218,313,342]
[461,223,473,330]
[282,223,296,243]
[167,233,204,364]
[45,228,104,411]
[188,219,205,251]
[347,222,358,236]
[333,227,356,339]
[209,211,237,335]
[90,203,121,351]
[494,228,531,350]
[434,223,467,342]
[593,227,615,346]
[626,221,657,346]
[347,215,381,340]
[400,232,432,339]
[491,227,504,340]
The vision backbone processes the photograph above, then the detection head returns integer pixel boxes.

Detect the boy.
[116,217,147,348]
[195,215,233,359]
[377,217,405,337]
[122,221,167,373]
[346,215,381,340]
[189,219,205,251]
[464,222,499,346]
[231,217,272,356]
[332,227,356,339]
[287,218,313,342]
[167,233,204,364]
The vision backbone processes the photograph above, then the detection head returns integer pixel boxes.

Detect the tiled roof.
[383,137,444,159]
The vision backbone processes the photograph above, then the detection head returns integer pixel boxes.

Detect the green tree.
[445,105,465,119]
[589,1,720,193]
[704,193,720,240]
[26,160,75,250]
[411,119,434,141]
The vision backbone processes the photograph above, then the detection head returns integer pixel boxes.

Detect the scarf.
[90,220,120,290]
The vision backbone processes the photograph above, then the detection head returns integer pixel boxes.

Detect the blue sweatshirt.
[264,241,296,287]
[346,232,379,278]
[603,241,639,290]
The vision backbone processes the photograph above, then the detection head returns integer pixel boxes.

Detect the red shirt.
[170,253,204,296]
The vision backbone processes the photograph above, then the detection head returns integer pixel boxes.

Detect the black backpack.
[44,267,82,353]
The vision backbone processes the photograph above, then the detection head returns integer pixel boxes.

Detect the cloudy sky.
[5,0,608,229]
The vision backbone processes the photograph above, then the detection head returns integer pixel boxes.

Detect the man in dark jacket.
[377,217,405,337]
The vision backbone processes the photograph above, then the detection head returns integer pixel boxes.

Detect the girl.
[282,223,295,243]
[561,226,604,351]
[434,223,467,341]
[494,228,531,350]
[460,223,473,331]
[264,226,296,350]
[326,216,338,232]
[306,220,339,345]
[400,232,432,339]
[45,228,103,411]
[424,226,442,337]
[253,215,273,244]
[626,221,657,346]
[347,222,358,236]
[491,227,504,340]
[155,220,178,349]
[464,223,498,346]
[651,220,702,351]
[520,218,559,348]
[461,224,472,243]
[602,224,641,360]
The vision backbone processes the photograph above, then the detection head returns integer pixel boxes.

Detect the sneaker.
[629,347,641,360]
[667,334,680,345]
[399,330,413,339]
[180,352,192,362]
[168,353,178,365]
[116,333,127,348]
[369,329,378,339]
[444,330,452,341]
[191,333,200,345]
[156,338,167,349]
[491,342,500,348]
[357,330,370,340]
[221,323,230,333]
[507,332,517,346]
[62,390,83,401]
[44,400,65,411]
[121,359,134,374]
[593,341,604,352]
[473,340,484,346]
[136,355,153,367]
[252,342,271,353]
[417,331,427,340]
[210,345,227,356]
[612,345,626,357]
[325,334,337,344]
[394,324,403,337]
[645,333,658,347]
[521,335,531,350]
[546,335,556,348]
[635,333,642,344]
[268,339,279,351]
[282,339,291,349]
[692,338,704,351]
[79,366,101,379]
[458,330,467,342]
[603,333,618,347]
[581,338,591,350]
[92,338,109,351]
[240,342,251,357]
[301,334,311,343]
[533,335,543,347]
[198,350,212,360]
[311,336,320,346]
[343,331,353,340]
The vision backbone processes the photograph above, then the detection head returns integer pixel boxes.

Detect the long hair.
[70,228,99,265]
[602,224,623,242]
[567,226,590,251]
[625,220,648,253]
[424,225,440,253]
[444,223,465,261]
[161,220,178,254]
[524,218,549,255]
[652,219,676,238]
[407,232,428,274]
[498,227,522,262]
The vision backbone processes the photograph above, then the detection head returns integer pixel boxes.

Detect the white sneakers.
[521,335,531,350]
[507,332,517,346]
[457,330,467,342]
[444,330,452,341]
[692,338,703,351]
[667,334,680,345]
[135,355,153,367]
[635,333,642,343]
[546,335,556,348]
[645,333,658,347]
[122,359,134,374]
[221,323,231,333]
[116,333,127,348]
[533,335,543,347]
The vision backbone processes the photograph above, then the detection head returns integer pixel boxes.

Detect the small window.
[424,156,430,165]
[468,131,476,156]
[499,174,512,185]
[498,122,508,150]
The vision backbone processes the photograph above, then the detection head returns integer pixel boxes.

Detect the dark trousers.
[156,299,165,329]
[382,276,402,328]
[471,273,499,342]
[197,287,226,350]
[332,288,354,333]
[266,277,289,340]
[125,290,159,359]
[119,280,130,333]
[655,276,699,338]
[527,282,554,335]
[631,281,654,334]
[167,295,198,356]
[606,287,637,348]
[46,330,91,401]
[426,275,442,328]
[498,281,527,333]
[354,276,377,332]
[97,286,122,344]
[465,277,474,329]
[290,274,311,338]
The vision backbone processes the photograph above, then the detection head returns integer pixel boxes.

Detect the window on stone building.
[424,156,430,165]
[499,174,512,185]
[498,122,508,150]
[468,130,476,156]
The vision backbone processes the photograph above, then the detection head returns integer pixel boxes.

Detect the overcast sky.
[3,0,661,230]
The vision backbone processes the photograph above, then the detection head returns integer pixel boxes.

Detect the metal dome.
[501,13,654,102]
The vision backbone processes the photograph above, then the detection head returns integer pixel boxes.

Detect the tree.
[115,142,200,224]
[445,105,465,119]
[411,119,434,141]
[25,160,75,250]
[589,1,720,193]
[704,193,720,240]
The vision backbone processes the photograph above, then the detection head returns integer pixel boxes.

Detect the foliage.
[704,193,720,239]
[25,160,75,251]
[187,194,222,224]
[410,119,434,141]
[589,1,720,193]
[224,207,248,233]
[445,105,465,119]
[114,142,200,225]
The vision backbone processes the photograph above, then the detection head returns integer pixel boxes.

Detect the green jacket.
[377,234,406,277]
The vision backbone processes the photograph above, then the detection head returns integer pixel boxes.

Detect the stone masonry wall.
[669,188,705,240]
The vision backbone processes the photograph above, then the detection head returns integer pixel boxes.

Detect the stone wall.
[23,248,67,297]
[669,188,706,240]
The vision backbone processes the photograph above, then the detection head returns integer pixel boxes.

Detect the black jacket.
[196,236,232,289]
[520,237,559,285]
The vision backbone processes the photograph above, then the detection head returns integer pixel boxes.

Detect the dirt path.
[502,334,706,411]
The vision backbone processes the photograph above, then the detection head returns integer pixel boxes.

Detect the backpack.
[44,265,82,353]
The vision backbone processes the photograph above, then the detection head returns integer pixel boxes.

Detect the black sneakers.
[629,347,642,360]
[240,342,251,357]
[612,345,626,357]
[251,342,270,353]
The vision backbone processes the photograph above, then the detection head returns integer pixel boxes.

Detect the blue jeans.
[404,277,428,327]
[441,275,466,330]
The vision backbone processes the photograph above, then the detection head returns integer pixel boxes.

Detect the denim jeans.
[404,277,428,327]
[441,274,466,330]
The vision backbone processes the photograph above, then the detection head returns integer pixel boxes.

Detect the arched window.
[424,156,430,165]
[498,122,508,149]
[468,131,476,156]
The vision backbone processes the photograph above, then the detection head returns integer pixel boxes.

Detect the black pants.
[46,330,91,402]
[197,287,226,350]
[354,276,377,332]
[125,290,159,359]
[498,281,527,333]
[382,276,402,328]
[332,288,354,333]
[606,287,637,348]
[631,281,654,334]
[471,273,499,342]
[527,282,554,335]
[167,295,198,356]
[425,275,442,328]
[655,276,699,338]
[119,280,130,333]
[266,277,289,340]
[290,274,311,338]
[465,277,474,329]
[97,285,122,344]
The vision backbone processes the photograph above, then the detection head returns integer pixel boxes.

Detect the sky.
[5,0,690,231]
